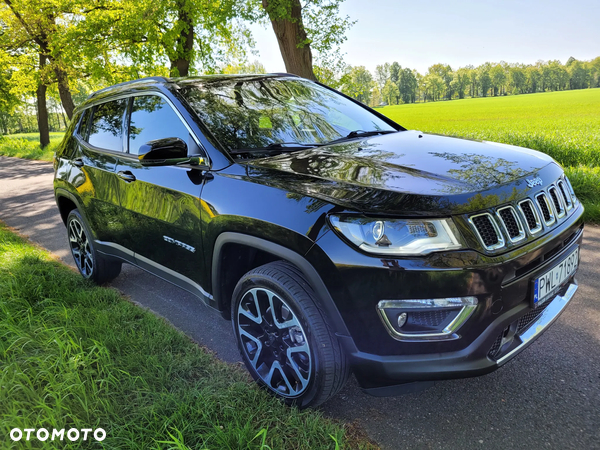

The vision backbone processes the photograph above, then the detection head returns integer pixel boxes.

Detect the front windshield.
[180,77,397,153]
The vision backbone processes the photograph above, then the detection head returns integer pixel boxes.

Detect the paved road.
[1,155,599,450]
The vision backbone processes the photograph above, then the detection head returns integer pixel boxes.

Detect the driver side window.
[128,96,190,155]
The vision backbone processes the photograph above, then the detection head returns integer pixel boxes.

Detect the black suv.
[53,74,583,407]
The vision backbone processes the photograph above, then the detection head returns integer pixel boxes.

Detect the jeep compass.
[53,74,583,407]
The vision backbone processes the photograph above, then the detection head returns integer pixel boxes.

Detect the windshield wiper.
[325,129,398,145]
[229,142,322,155]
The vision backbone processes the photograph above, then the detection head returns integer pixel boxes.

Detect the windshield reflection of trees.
[181,78,388,151]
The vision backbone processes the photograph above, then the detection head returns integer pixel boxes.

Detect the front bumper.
[349,280,578,393]
[308,203,584,393]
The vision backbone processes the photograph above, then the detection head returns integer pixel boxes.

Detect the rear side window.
[88,99,127,151]
[128,96,189,155]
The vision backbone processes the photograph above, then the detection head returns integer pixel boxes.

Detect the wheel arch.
[212,232,354,345]
[55,189,83,226]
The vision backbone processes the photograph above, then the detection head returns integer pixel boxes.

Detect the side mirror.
[138,137,208,168]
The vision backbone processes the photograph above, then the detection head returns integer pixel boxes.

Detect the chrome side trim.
[496,206,526,243]
[95,240,213,301]
[377,297,478,342]
[517,199,543,235]
[468,213,505,251]
[496,282,578,365]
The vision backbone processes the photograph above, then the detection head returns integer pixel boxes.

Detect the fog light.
[377,297,478,341]
[397,312,407,328]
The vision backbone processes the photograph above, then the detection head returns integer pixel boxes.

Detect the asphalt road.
[1,155,599,450]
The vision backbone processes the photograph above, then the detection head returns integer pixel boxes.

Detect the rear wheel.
[232,261,349,408]
[66,209,121,284]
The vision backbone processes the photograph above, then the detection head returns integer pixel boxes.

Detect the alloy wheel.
[68,218,94,278]
[237,287,312,397]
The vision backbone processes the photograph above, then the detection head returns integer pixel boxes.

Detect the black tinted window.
[128,96,189,155]
[88,99,127,151]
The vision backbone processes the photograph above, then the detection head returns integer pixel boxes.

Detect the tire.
[231,261,349,408]
[66,209,121,284]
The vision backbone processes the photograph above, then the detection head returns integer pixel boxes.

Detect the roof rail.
[87,76,169,99]
[269,72,300,78]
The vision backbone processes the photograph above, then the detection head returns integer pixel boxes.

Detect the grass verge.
[0,132,63,161]
[0,223,375,449]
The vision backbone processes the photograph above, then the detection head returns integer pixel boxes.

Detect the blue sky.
[248,0,600,74]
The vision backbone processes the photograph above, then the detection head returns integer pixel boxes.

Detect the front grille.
[471,214,501,248]
[409,310,451,328]
[549,187,565,218]
[488,332,504,359]
[468,175,577,252]
[497,207,523,241]
[536,193,554,224]
[519,199,541,233]
[517,299,552,333]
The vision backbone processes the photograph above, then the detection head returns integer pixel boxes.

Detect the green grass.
[0,132,63,161]
[379,88,600,222]
[0,223,375,449]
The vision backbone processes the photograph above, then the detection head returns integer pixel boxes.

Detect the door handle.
[117,171,136,182]
[73,158,84,167]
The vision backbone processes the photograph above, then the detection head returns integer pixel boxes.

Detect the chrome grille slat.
[518,199,542,234]
[496,206,526,243]
[535,193,555,226]
[557,180,573,210]
[469,213,505,250]
[549,186,565,218]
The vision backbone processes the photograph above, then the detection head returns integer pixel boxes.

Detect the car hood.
[244,130,559,215]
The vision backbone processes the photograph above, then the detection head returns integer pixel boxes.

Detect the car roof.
[84,73,300,102]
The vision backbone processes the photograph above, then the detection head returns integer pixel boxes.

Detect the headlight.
[329,215,463,256]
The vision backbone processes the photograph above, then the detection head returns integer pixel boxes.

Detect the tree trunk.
[262,0,316,80]
[60,108,68,129]
[54,65,75,120]
[169,4,194,77]
[37,54,50,148]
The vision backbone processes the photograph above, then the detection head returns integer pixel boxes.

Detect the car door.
[114,93,209,297]
[72,99,129,250]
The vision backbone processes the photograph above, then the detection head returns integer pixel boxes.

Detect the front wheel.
[66,209,121,284]
[232,261,349,408]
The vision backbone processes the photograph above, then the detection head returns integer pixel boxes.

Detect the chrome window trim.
[468,213,505,251]
[535,192,556,226]
[548,185,566,219]
[495,206,526,243]
[79,91,211,168]
[517,199,543,235]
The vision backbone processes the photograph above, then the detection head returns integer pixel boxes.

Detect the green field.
[0,132,63,161]
[378,88,600,222]
[2,89,599,221]
[0,223,374,449]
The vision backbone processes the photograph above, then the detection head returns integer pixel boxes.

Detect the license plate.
[532,247,579,307]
